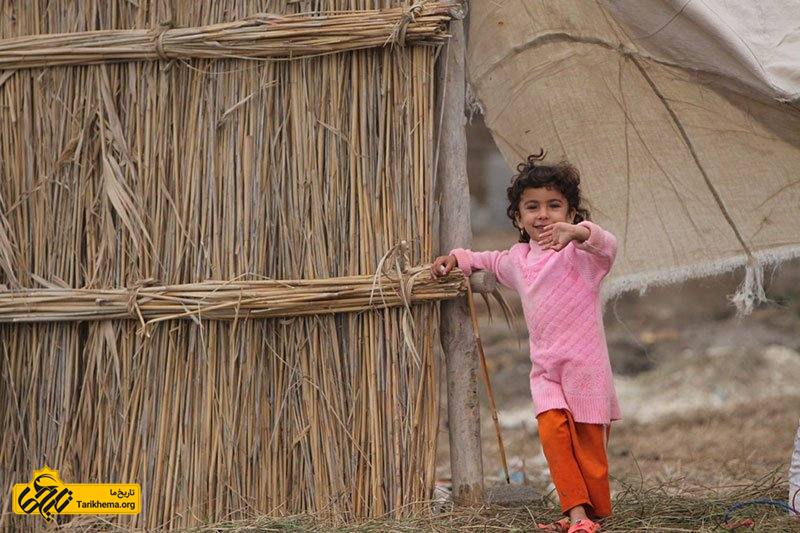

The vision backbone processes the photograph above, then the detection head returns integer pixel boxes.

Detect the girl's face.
[515,186,575,242]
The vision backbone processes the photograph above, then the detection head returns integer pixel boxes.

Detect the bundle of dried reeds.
[1,0,449,529]
[0,268,465,324]
[0,1,457,70]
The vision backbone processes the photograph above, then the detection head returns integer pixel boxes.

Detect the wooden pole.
[791,419,800,514]
[435,1,484,505]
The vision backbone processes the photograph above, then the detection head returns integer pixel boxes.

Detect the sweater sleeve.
[573,221,617,286]
[449,247,517,289]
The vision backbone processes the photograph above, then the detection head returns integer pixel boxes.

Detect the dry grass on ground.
[150,471,799,531]
[56,468,797,532]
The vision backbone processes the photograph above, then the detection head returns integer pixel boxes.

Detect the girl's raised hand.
[537,222,583,251]
[431,254,457,278]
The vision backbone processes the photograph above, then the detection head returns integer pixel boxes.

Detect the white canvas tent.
[467,0,800,315]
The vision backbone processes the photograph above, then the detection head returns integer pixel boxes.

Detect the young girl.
[432,152,621,533]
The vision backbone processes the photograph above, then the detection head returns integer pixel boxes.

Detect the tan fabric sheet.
[467,0,800,312]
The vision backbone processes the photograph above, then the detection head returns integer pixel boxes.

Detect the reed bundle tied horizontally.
[0,1,458,70]
[0,0,458,529]
[0,267,465,325]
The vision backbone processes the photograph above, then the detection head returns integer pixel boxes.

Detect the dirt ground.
[436,230,800,514]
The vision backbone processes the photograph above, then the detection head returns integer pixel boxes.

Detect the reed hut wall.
[0,1,446,528]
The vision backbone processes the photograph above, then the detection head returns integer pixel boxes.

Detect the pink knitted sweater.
[451,221,622,424]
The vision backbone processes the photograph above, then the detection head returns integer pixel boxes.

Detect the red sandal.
[567,518,601,533]
[536,517,571,531]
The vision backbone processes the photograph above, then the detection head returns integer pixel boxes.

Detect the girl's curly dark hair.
[506,149,590,243]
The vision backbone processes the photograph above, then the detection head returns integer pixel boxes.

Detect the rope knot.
[151,21,174,62]
[127,278,157,336]
[388,1,426,47]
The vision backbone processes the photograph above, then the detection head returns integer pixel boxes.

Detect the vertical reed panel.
[0,0,442,528]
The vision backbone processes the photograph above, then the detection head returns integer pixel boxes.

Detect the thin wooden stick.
[465,281,511,485]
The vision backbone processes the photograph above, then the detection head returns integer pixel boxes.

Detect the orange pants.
[536,408,612,518]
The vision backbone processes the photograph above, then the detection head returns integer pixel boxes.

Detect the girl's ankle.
[567,504,588,522]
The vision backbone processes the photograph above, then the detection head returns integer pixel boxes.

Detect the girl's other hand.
[431,254,457,278]
[537,222,588,251]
